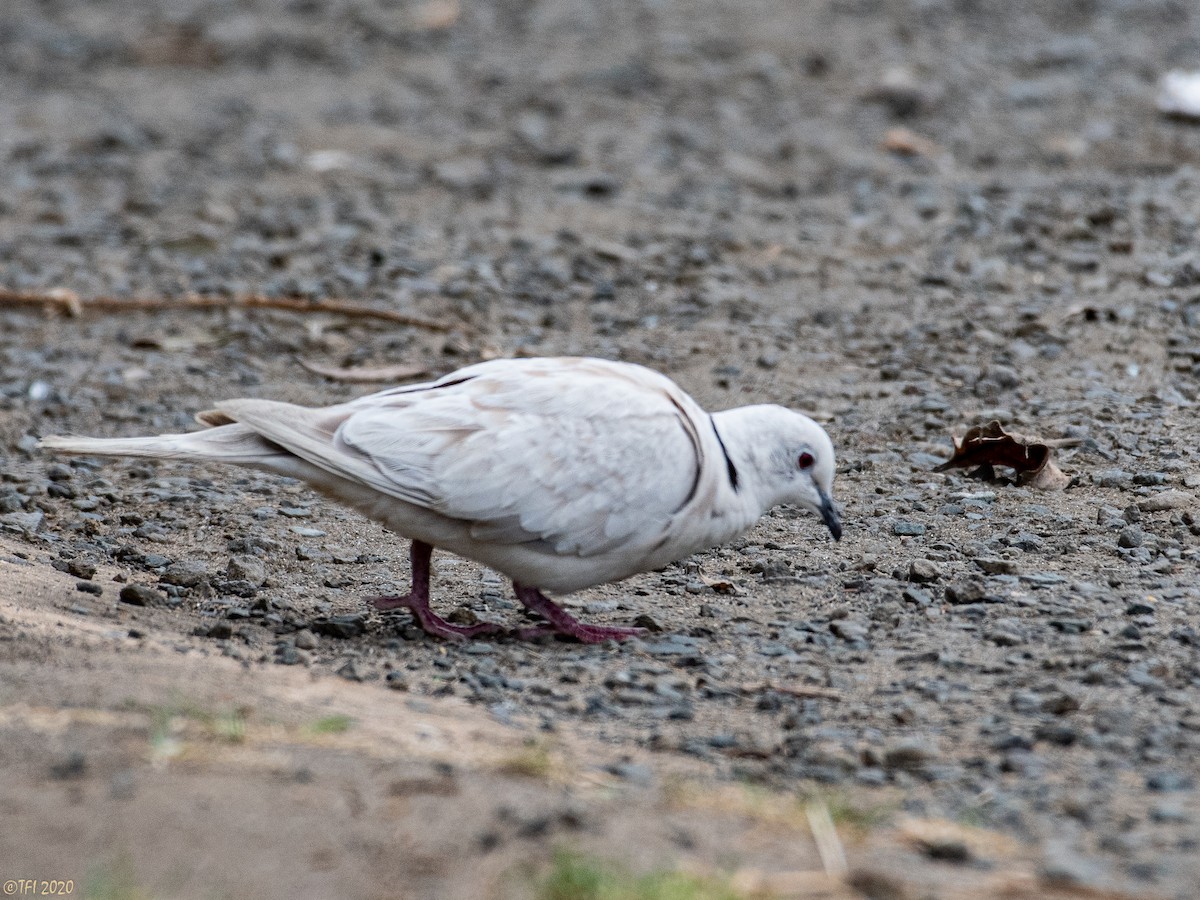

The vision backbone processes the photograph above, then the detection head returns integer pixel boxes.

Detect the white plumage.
[41,357,841,642]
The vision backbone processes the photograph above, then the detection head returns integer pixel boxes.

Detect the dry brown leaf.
[882,126,940,157]
[935,420,1071,491]
[299,360,428,383]
[413,0,459,29]
[700,574,743,595]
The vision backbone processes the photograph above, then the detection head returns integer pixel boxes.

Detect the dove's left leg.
[512,584,645,643]
[371,541,504,640]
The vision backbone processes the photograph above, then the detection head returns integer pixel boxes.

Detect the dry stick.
[805,801,850,879]
[753,682,843,701]
[0,289,454,332]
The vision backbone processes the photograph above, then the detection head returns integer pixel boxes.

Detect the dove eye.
[797,452,815,470]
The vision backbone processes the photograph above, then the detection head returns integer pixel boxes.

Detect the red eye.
[797,452,814,469]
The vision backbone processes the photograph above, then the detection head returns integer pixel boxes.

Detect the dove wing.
[216,359,706,557]
[339,359,705,555]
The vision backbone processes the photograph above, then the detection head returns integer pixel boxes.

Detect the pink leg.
[370,541,504,640]
[512,584,646,643]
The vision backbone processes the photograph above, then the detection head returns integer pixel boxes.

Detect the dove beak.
[819,491,842,541]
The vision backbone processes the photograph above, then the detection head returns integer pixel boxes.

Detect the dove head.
[716,405,841,540]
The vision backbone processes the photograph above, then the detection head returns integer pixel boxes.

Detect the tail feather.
[40,423,287,465]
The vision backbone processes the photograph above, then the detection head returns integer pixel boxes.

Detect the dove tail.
[39,424,287,466]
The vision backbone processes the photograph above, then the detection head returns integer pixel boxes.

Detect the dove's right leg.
[512,584,646,643]
[370,541,504,640]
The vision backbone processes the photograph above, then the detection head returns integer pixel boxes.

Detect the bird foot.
[369,594,505,640]
[371,594,643,643]
[511,584,645,643]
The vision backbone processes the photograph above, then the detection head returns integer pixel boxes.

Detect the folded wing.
[214,359,704,556]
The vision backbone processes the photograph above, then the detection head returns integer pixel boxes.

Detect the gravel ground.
[4,0,1200,897]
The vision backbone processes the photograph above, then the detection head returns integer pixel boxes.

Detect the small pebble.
[944,579,987,605]
[119,583,166,607]
[294,628,318,650]
[908,559,940,582]
[227,555,267,587]
[1137,490,1192,512]
[67,559,97,580]
[1117,526,1144,549]
[974,557,1017,575]
[160,559,209,588]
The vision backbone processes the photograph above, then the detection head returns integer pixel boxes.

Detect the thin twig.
[753,682,843,701]
[0,288,454,332]
[806,801,849,879]
[298,360,429,383]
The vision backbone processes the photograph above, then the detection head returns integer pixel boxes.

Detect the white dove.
[41,356,841,642]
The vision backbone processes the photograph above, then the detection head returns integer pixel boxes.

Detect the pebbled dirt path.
[3,1,1200,897]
